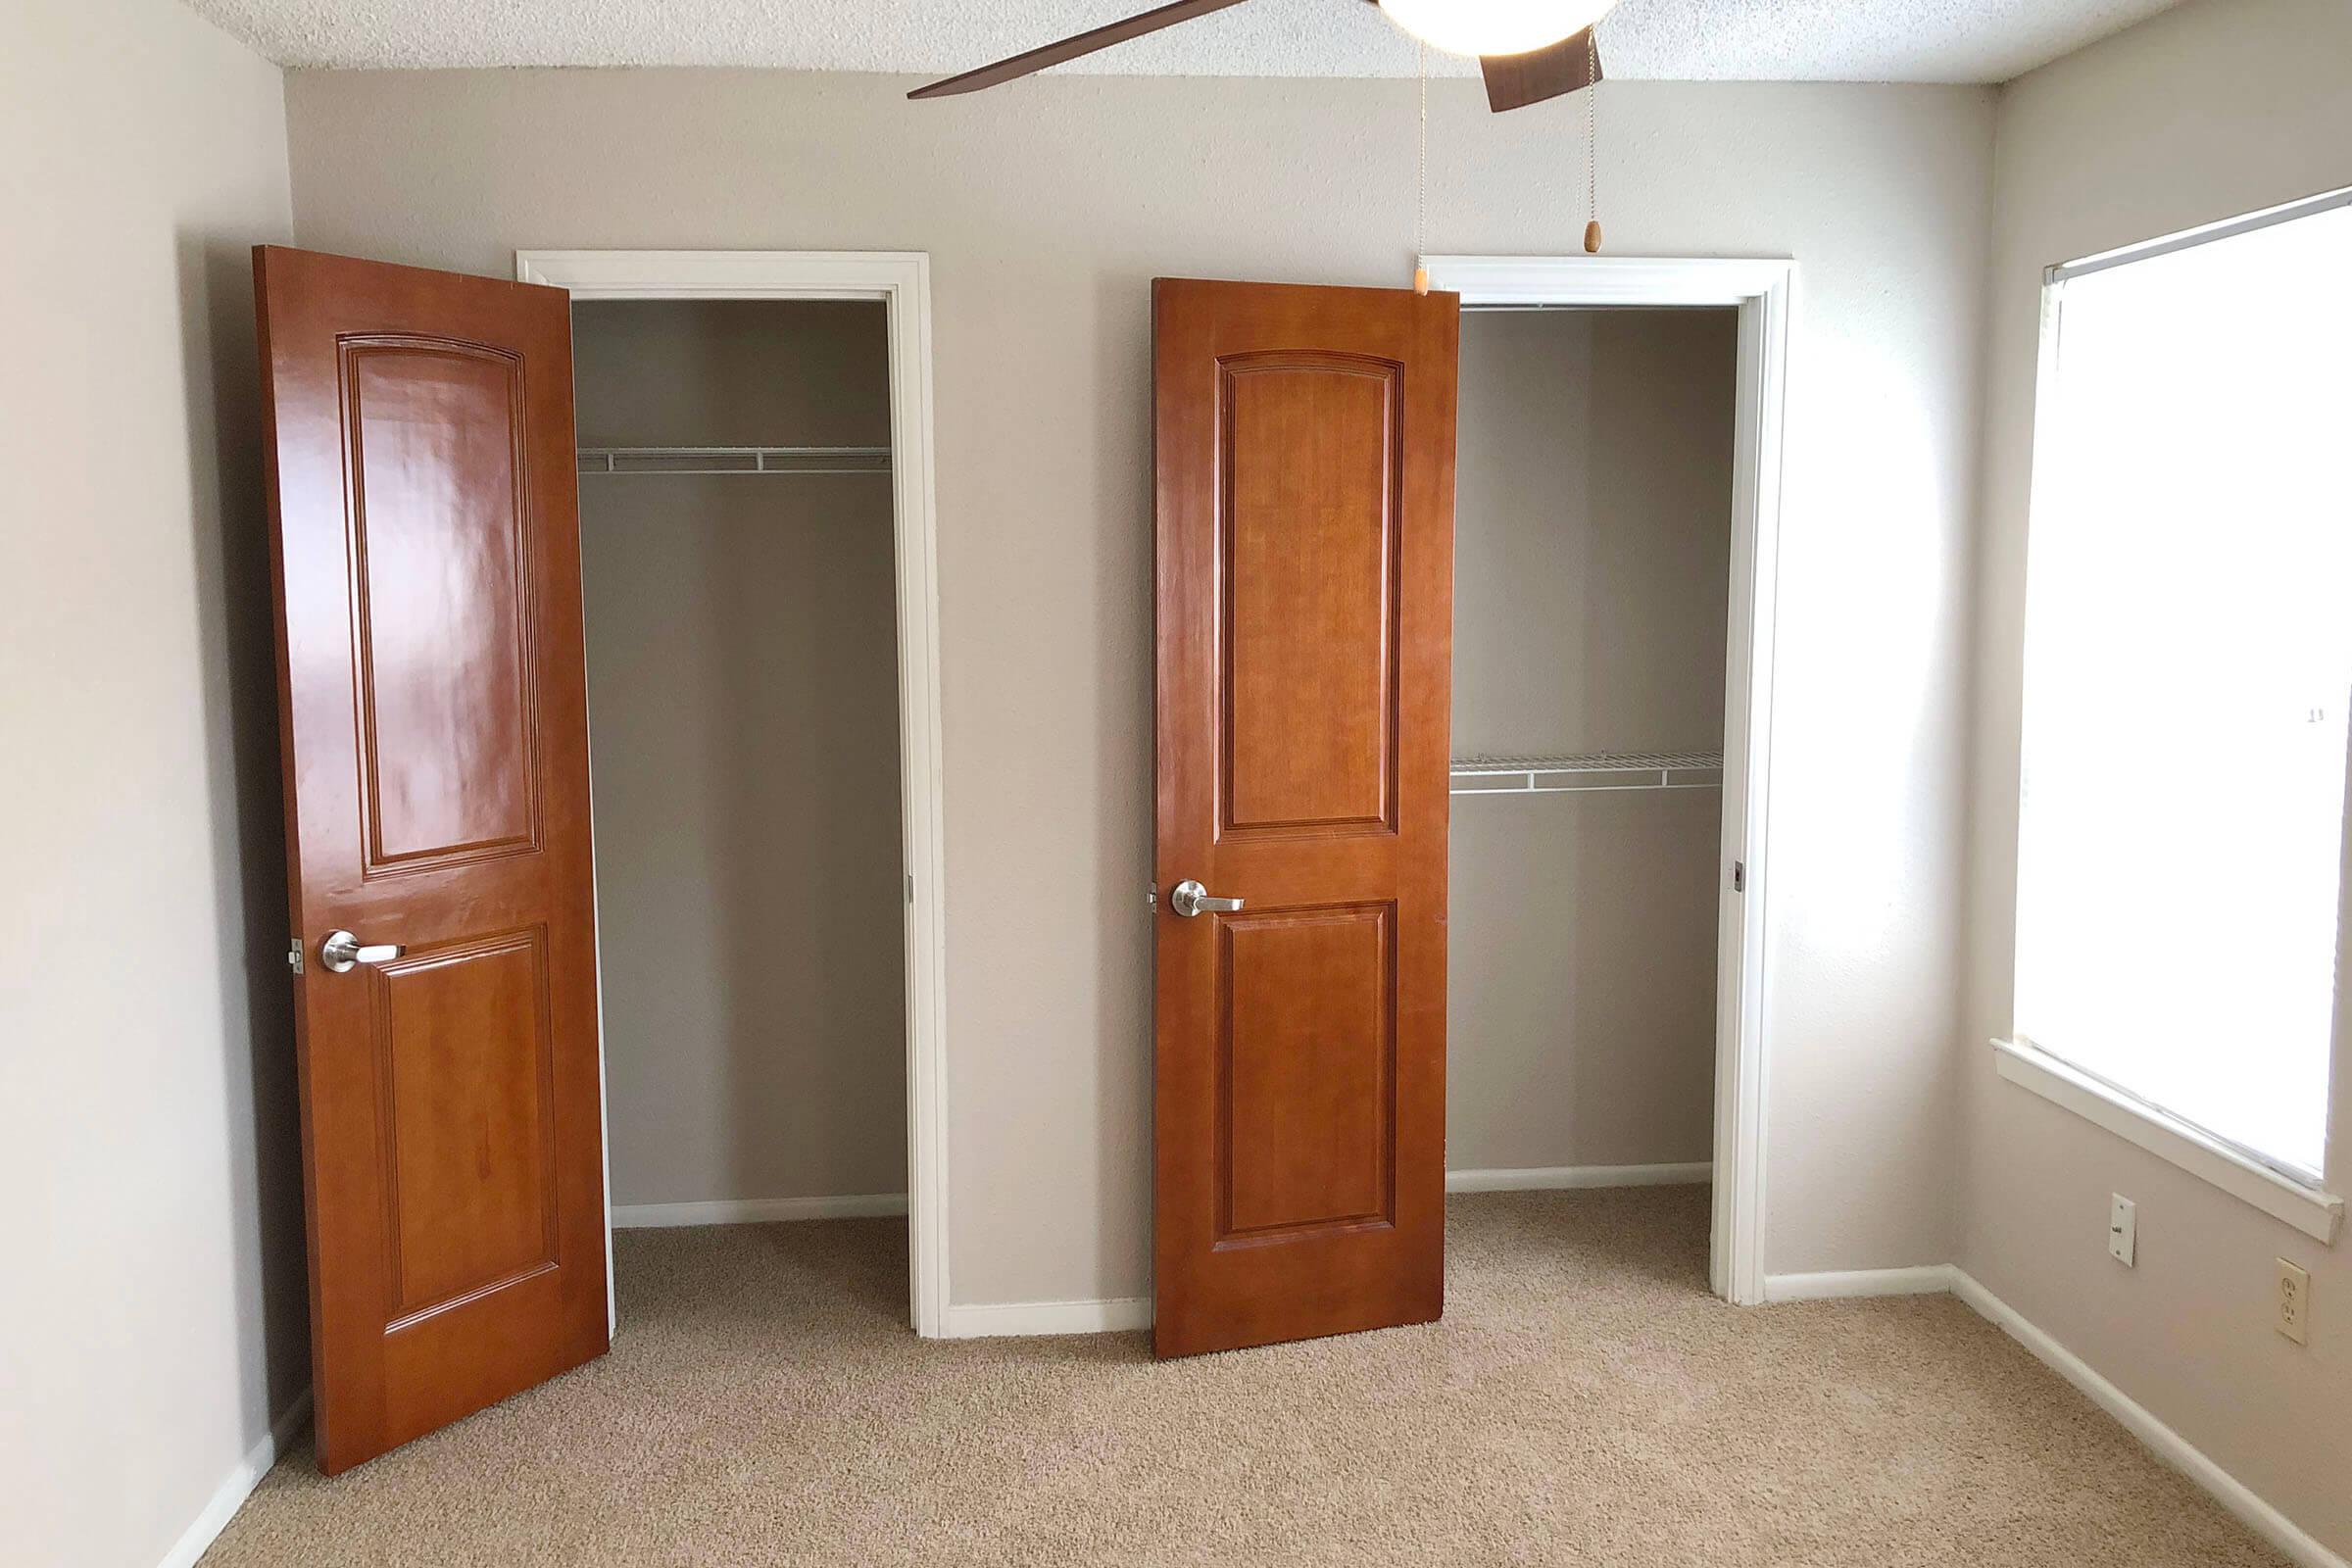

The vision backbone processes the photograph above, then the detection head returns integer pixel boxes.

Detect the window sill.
[1989,1039,2343,1246]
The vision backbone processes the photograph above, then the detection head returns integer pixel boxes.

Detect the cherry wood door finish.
[255,246,609,1471]
[1152,277,1460,1358]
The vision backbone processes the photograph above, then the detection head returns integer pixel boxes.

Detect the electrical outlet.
[2108,1194,2136,1267]
[2277,1258,2311,1347]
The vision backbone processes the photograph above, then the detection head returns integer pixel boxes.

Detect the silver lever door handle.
[1169,880,1244,918]
[319,930,405,973]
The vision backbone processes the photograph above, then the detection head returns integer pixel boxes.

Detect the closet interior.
[1447,306,1740,1199]
[570,300,908,1313]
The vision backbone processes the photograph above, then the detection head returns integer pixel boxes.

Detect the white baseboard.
[1947,1269,2348,1568]
[941,1297,1152,1339]
[1446,1162,1712,1193]
[612,1193,907,1229]
[1763,1264,1958,1302]
[158,1388,311,1568]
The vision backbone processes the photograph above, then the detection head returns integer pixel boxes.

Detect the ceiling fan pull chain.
[1414,40,1432,295]
[1584,29,1603,254]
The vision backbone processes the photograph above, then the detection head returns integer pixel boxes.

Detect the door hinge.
[906,873,914,906]
[285,937,305,976]
[1733,860,1746,893]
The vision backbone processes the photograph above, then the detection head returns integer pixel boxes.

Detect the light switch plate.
[2278,1258,2311,1347]
[2108,1194,2136,1267]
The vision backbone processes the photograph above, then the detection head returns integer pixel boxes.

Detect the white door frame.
[515,249,953,1338]
[1420,254,1793,1306]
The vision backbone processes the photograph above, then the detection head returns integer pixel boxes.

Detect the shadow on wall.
[176,227,309,1427]
[571,300,909,1213]
[1445,308,1737,1174]
[1094,270,1157,1295]
[711,481,910,1199]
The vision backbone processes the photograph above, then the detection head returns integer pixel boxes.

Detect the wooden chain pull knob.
[1584,220,1603,255]
[1413,265,1432,296]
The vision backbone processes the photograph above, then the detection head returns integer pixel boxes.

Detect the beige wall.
[280,69,1993,1309]
[0,0,299,1564]
[1961,0,2352,1551]
[572,301,907,1208]
[571,299,892,449]
[1448,310,1736,1172]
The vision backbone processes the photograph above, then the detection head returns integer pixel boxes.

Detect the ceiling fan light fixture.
[1379,0,1615,58]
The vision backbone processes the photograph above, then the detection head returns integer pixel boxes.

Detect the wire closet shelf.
[1450,750,1724,796]
[576,445,892,476]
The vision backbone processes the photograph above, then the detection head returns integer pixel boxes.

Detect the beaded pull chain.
[1583,28,1602,254]
[1414,41,1432,294]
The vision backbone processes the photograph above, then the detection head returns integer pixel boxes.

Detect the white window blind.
[2015,193,2352,1182]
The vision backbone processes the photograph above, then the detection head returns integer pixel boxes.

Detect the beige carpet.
[203,1191,2285,1566]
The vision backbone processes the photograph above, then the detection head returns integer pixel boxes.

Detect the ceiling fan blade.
[1480,26,1602,113]
[909,0,1255,99]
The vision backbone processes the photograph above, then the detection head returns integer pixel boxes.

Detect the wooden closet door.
[255,246,609,1471]
[1152,277,1460,1358]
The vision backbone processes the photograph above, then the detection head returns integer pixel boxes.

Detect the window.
[2015,189,2352,1185]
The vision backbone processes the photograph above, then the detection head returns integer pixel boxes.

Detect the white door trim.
[1420,254,1794,1307]
[514,249,953,1339]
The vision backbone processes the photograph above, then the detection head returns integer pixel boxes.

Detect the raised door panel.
[344,336,542,874]
[1153,277,1456,1361]
[261,245,607,1471]
[373,928,559,1321]
[1220,353,1400,839]
[1218,905,1396,1245]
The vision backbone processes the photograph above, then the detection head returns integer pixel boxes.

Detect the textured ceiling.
[182,0,2182,83]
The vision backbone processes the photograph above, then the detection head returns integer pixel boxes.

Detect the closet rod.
[576,445,892,476]
[1451,750,1724,796]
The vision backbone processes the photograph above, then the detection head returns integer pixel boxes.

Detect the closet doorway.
[1425,256,1790,1306]
[518,252,951,1337]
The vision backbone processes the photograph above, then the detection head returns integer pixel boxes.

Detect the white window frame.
[1991,188,2352,1247]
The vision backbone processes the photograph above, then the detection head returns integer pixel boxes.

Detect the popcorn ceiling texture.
[182,0,2180,82]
